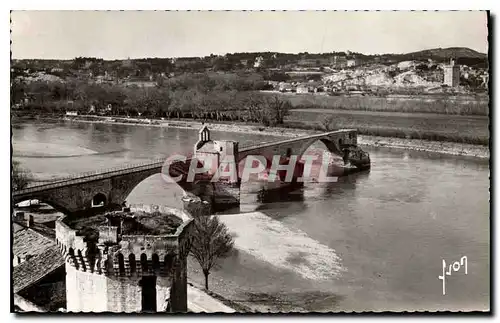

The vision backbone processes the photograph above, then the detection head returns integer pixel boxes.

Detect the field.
[285,109,489,146]
[262,92,489,116]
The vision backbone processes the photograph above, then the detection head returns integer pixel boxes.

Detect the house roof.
[13,229,54,259]
[13,224,56,259]
[13,245,65,293]
[13,222,24,234]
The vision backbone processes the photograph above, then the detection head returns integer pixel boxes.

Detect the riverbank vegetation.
[12,73,290,127]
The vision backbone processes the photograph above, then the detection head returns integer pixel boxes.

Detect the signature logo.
[438,256,468,295]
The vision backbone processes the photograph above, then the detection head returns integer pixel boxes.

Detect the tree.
[263,95,291,126]
[189,215,234,290]
[321,115,336,131]
[12,160,33,190]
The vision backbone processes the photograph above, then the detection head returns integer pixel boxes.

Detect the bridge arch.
[111,166,190,211]
[236,154,275,181]
[91,193,107,208]
[13,197,72,215]
[297,137,344,159]
[12,161,192,216]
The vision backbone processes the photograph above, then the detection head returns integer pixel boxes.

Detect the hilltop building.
[296,84,309,94]
[346,58,358,68]
[332,56,347,69]
[481,74,489,89]
[278,82,293,93]
[240,59,248,67]
[254,56,264,68]
[443,58,460,87]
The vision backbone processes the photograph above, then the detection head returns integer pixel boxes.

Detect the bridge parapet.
[238,129,358,154]
[15,159,166,194]
[55,204,194,278]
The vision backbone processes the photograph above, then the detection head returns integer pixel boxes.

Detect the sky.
[10,11,489,59]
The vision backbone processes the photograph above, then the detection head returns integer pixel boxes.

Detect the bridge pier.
[192,126,243,212]
[211,181,241,211]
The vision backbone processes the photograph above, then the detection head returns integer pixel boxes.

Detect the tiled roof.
[13,222,24,233]
[13,225,55,259]
[30,222,56,239]
[13,245,65,293]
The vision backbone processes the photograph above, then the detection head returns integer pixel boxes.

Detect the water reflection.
[239,170,370,215]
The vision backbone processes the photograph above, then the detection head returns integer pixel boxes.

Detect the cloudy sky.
[10,11,488,59]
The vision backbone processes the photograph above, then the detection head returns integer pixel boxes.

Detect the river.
[12,119,490,312]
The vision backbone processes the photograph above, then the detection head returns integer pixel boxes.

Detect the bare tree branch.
[189,215,234,290]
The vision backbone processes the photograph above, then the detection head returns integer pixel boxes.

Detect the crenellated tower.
[55,204,194,313]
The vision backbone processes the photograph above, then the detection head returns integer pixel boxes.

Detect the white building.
[347,59,358,67]
[278,82,293,92]
[443,58,460,87]
[296,84,309,94]
[254,56,264,68]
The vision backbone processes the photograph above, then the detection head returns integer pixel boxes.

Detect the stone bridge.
[12,127,370,214]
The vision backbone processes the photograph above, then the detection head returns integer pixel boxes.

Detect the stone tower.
[55,204,194,313]
[443,58,460,87]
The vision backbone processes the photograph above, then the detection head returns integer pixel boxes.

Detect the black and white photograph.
[9,9,490,314]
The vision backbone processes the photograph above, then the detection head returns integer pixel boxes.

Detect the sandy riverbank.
[12,141,98,158]
[186,211,349,312]
[36,115,489,159]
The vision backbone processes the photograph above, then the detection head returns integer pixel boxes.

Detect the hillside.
[11,46,489,99]
[377,47,488,68]
[409,47,487,59]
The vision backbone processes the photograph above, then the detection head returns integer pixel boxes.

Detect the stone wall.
[66,265,108,312]
[56,204,194,276]
[55,218,87,251]
[66,255,173,313]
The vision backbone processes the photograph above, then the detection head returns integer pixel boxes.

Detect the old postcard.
[10,10,490,313]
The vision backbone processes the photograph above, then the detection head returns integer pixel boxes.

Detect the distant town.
[12,47,488,108]
[10,47,489,147]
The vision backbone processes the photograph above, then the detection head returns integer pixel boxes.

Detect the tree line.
[12,72,290,127]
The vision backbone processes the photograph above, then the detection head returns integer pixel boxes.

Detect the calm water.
[12,120,490,312]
